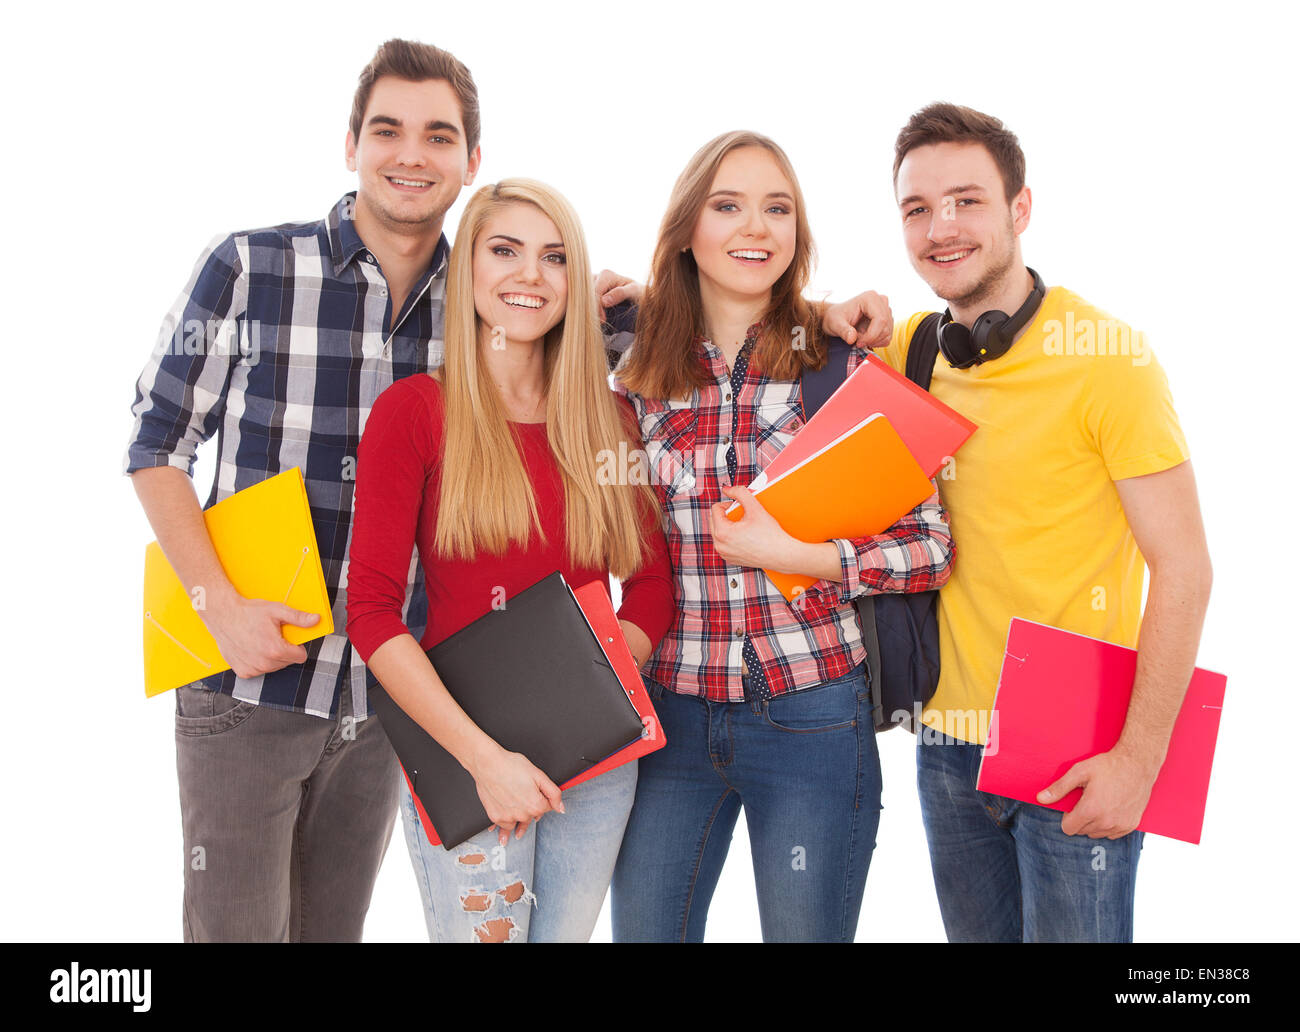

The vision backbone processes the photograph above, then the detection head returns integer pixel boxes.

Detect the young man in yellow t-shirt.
[829,103,1213,942]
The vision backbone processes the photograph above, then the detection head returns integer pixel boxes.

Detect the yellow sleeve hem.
[1106,445,1192,482]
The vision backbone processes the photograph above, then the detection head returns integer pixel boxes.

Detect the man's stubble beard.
[935,215,1018,313]
[360,188,451,235]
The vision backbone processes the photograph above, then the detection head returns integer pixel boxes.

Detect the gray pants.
[174,684,401,942]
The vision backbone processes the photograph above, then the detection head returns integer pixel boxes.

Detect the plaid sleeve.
[122,233,249,476]
[824,491,954,603]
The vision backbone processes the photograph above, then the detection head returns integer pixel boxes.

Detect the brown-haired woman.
[611,132,954,942]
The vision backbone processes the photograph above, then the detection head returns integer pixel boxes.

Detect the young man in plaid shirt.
[124,39,481,942]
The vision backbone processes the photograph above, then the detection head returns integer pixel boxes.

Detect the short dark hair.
[350,39,480,155]
[893,102,1025,203]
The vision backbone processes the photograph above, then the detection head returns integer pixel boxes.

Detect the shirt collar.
[695,318,766,367]
[327,192,451,280]
[328,193,366,274]
[694,318,767,348]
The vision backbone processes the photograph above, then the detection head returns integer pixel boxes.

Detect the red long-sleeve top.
[346,373,675,663]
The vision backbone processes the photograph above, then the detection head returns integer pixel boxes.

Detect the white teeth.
[389,177,430,187]
[932,250,971,263]
[501,294,544,309]
[729,249,771,260]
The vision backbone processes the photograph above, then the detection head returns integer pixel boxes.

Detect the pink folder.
[771,350,976,483]
[976,618,1226,844]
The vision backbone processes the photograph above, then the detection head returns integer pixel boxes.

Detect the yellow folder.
[142,467,334,697]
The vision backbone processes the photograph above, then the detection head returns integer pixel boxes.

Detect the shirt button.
[730,578,738,589]
[724,392,732,402]
[734,628,744,638]
[380,289,388,297]
[723,436,731,445]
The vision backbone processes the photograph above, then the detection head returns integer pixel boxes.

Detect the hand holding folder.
[976,618,1227,844]
[723,351,977,602]
[725,414,935,601]
[141,468,334,697]
[374,573,665,849]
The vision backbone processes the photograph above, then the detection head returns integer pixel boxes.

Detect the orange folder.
[405,579,665,848]
[141,467,334,697]
[726,414,934,601]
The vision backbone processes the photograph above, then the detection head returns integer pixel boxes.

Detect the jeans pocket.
[762,675,862,734]
[640,677,667,703]
[175,685,259,736]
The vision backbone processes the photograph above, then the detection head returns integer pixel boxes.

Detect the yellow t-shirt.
[880,286,1190,744]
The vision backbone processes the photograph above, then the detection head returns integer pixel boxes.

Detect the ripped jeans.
[399,759,637,942]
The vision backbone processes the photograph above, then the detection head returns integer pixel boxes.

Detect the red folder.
[766,350,976,483]
[976,618,1227,844]
[405,579,666,848]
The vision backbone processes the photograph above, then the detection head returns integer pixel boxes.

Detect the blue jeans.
[611,668,881,942]
[916,735,1143,942]
[399,760,637,942]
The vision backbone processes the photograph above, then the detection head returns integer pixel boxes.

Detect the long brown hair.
[434,179,653,578]
[618,131,824,400]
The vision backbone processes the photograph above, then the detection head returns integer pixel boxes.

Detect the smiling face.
[471,202,569,349]
[688,146,798,309]
[896,141,1030,312]
[346,76,481,233]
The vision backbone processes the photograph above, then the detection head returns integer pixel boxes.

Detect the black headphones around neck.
[937,267,1046,369]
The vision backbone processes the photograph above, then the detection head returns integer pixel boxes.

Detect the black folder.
[370,572,645,848]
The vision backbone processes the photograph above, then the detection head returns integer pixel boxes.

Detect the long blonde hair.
[618,131,824,400]
[435,179,654,578]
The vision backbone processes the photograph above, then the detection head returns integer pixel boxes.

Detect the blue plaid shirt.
[125,194,448,719]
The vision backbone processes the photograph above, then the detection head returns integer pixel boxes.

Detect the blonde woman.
[612,133,954,942]
[346,179,673,943]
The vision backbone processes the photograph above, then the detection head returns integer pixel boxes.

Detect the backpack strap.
[857,593,884,728]
[904,312,943,391]
[799,337,850,421]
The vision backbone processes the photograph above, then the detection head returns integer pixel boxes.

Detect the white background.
[0,0,1294,943]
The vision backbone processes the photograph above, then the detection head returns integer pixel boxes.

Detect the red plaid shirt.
[617,329,954,703]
